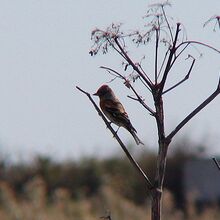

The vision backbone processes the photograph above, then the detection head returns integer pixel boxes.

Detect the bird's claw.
[112,127,120,138]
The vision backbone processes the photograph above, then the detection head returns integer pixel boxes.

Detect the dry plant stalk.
[77,3,220,220]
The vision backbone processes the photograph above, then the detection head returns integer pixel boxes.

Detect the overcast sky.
[0,0,219,162]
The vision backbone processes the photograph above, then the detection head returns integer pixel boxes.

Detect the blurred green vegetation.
[0,139,219,220]
[0,139,204,205]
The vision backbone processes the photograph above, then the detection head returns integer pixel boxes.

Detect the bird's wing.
[100,99,134,129]
[101,98,126,115]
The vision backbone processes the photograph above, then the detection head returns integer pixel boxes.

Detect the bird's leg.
[106,121,112,129]
[113,126,120,138]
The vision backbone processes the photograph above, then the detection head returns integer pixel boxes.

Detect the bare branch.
[158,48,169,79]
[170,42,191,68]
[176,40,220,54]
[159,23,181,94]
[166,77,220,141]
[128,86,155,115]
[114,37,153,88]
[76,86,154,191]
[127,95,139,101]
[139,76,152,92]
[100,66,124,79]
[212,157,220,171]
[161,4,174,43]
[106,38,127,60]
[127,95,156,116]
[162,57,195,94]
[204,15,220,31]
[137,62,152,87]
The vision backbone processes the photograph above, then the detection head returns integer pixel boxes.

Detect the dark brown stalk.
[151,92,169,220]
[151,23,182,220]
[155,28,159,83]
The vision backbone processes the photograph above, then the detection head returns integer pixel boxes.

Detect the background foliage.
[0,138,219,219]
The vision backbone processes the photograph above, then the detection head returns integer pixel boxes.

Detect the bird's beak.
[93,92,98,96]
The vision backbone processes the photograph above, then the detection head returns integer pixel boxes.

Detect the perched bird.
[93,84,143,145]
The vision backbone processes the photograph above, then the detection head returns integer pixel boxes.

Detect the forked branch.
[76,86,154,191]
[159,23,181,94]
[163,57,195,94]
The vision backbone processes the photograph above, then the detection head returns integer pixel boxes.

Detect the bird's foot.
[112,127,120,138]
[106,121,112,129]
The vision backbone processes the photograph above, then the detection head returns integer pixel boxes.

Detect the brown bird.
[93,85,143,145]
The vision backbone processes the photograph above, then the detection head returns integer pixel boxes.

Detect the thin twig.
[166,77,220,141]
[158,48,169,79]
[212,157,220,171]
[76,86,154,191]
[204,15,220,31]
[106,38,127,60]
[114,37,153,88]
[163,57,195,94]
[169,42,191,70]
[100,66,124,79]
[175,42,190,60]
[129,87,155,116]
[127,95,155,116]
[137,63,153,87]
[161,5,174,43]
[176,41,220,54]
[139,77,152,92]
[127,95,139,101]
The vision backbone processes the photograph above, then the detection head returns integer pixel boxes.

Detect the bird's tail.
[129,129,144,146]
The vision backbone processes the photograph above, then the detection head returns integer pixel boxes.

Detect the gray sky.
[0,0,219,162]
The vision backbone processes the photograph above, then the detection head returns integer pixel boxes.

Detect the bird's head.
[93,84,113,97]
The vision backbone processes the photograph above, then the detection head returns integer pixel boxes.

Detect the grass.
[0,177,220,220]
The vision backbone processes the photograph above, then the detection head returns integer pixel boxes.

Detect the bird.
[93,84,143,145]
